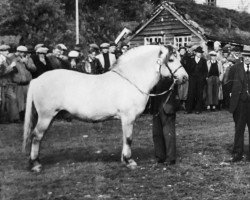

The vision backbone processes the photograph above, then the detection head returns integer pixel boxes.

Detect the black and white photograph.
[1,0,250,199]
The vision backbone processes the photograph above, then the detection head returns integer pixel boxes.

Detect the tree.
[0,0,69,46]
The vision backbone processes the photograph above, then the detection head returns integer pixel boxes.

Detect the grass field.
[0,110,250,200]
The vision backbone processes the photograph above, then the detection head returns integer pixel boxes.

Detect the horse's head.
[157,45,188,84]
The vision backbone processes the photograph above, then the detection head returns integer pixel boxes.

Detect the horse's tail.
[22,80,37,153]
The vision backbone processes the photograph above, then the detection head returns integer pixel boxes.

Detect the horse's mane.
[112,45,161,70]
[112,45,174,71]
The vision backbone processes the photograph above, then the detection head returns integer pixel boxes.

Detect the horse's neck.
[116,62,160,94]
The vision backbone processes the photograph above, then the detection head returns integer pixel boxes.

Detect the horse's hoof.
[29,158,42,172]
[31,163,42,173]
[126,159,137,170]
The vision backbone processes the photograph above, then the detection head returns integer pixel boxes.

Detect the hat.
[36,47,49,54]
[57,43,67,50]
[0,44,10,51]
[54,44,63,51]
[73,44,82,52]
[194,46,204,53]
[17,45,28,52]
[68,50,79,58]
[109,42,117,47]
[26,45,34,53]
[100,43,110,48]
[34,44,44,51]
[242,45,250,56]
[121,43,129,48]
[222,47,229,53]
[89,43,99,50]
[179,46,186,51]
[209,51,217,56]
[231,46,241,52]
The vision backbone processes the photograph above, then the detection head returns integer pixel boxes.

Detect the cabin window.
[174,36,191,48]
[206,0,216,6]
[144,36,163,45]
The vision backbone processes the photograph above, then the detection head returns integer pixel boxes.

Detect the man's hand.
[10,61,16,68]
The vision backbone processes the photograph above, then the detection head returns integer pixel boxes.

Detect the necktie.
[247,64,249,73]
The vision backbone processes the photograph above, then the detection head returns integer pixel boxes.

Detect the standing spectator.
[96,43,116,73]
[206,51,223,111]
[186,46,208,114]
[231,46,243,64]
[31,47,52,78]
[178,46,190,110]
[121,43,129,55]
[68,50,85,73]
[151,77,178,165]
[0,44,19,123]
[221,47,235,109]
[47,45,70,69]
[228,45,250,162]
[85,48,103,74]
[109,42,119,59]
[11,46,33,121]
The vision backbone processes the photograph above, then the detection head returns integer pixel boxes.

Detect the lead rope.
[111,70,177,97]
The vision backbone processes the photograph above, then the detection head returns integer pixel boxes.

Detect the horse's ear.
[159,45,169,63]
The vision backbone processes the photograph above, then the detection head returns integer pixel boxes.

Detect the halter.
[111,57,183,97]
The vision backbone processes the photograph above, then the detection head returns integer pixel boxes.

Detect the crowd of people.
[176,42,241,114]
[0,39,245,124]
[0,42,129,123]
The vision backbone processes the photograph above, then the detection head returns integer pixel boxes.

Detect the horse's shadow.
[42,146,154,166]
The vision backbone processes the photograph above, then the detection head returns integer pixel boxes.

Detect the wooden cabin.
[127,2,206,49]
[123,1,250,52]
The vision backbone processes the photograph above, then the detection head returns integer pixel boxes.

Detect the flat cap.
[57,43,67,50]
[0,44,10,51]
[109,42,117,47]
[209,51,217,56]
[100,43,110,48]
[68,50,79,58]
[34,44,44,51]
[89,43,99,50]
[242,45,250,56]
[36,47,49,54]
[17,45,28,52]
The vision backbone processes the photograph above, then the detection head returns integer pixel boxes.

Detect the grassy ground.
[0,110,250,200]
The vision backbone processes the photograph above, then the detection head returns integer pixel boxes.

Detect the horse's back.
[30,69,142,119]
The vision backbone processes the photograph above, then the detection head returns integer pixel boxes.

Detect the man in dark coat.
[31,47,53,78]
[228,45,250,162]
[186,46,208,114]
[151,77,178,165]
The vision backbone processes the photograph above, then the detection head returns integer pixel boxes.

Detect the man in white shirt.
[96,43,116,73]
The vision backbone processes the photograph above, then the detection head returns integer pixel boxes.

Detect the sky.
[195,0,250,13]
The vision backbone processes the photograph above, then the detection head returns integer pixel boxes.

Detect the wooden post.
[76,0,79,44]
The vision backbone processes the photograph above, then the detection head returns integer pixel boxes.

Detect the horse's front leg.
[121,119,137,169]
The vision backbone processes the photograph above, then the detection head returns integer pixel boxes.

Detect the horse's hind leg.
[29,117,52,172]
[121,117,137,169]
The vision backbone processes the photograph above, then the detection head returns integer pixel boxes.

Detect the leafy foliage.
[169,0,250,44]
[0,0,250,46]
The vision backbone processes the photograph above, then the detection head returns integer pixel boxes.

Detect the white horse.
[22,45,188,172]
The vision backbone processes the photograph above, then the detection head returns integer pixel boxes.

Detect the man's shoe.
[156,158,165,164]
[166,160,176,166]
[230,154,243,162]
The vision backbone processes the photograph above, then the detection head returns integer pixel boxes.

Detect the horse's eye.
[168,59,174,62]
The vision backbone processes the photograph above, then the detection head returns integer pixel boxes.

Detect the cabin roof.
[129,1,250,45]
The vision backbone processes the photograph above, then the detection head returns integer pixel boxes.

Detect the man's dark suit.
[186,56,208,113]
[150,77,177,163]
[229,62,250,158]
